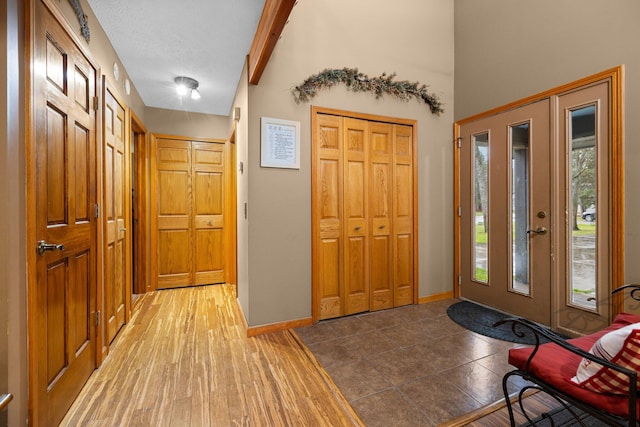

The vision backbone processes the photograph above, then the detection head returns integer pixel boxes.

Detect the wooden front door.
[104,84,130,344]
[30,1,98,424]
[152,136,225,289]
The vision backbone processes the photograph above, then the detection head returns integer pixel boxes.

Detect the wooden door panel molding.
[29,1,100,424]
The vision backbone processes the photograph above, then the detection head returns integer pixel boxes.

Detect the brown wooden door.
[343,118,370,315]
[32,2,97,424]
[393,125,415,307]
[104,86,130,343]
[154,138,192,289]
[192,141,225,285]
[369,122,393,310]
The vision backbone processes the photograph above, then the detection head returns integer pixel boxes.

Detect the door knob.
[526,227,547,236]
[37,240,64,256]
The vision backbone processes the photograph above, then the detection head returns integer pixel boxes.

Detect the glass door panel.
[569,105,597,310]
[473,133,489,284]
[510,123,530,295]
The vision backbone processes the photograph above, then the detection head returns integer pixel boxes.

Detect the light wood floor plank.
[61,284,361,426]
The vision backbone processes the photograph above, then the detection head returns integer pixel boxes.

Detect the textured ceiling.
[87,0,266,116]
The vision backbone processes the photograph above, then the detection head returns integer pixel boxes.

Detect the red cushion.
[508,313,640,419]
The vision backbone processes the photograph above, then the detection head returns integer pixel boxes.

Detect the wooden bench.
[496,285,640,426]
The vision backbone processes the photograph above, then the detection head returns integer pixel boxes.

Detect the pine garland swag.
[292,68,444,115]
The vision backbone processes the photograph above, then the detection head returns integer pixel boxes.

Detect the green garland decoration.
[292,67,444,115]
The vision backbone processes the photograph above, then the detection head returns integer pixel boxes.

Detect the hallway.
[61,284,361,426]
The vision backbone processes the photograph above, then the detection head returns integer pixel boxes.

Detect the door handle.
[526,227,547,236]
[37,240,64,256]
[0,393,13,411]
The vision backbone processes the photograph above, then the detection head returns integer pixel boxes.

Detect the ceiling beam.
[248,0,296,85]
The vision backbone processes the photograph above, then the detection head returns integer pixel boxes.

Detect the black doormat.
[519,405,601,426]
[446,301,557,345]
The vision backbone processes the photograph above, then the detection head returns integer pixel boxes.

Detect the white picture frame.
[261,117,300,169]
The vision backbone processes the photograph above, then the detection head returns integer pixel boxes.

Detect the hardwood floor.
[63,284,561,426]
[61,284,362,426]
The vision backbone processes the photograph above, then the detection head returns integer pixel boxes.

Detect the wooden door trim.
[311,106,419,323]
[26,0,103,421]
[453,66,624,314]
[131,110,149,297]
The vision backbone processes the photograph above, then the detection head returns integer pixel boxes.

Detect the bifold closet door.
[152,137,226,290]
[314,114,415,320]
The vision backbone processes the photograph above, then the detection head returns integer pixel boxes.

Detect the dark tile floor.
[295,299,530,426]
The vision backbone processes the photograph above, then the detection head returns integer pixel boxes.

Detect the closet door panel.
[192,142,225,285]
[315,115,344,319]
[393,125,414,306]
[156,139,192,288]
[344,119,369,315]
[369,123,393,310]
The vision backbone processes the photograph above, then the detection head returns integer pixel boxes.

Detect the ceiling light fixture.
[174,76,201,100]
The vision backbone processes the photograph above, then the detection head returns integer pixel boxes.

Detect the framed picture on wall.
[261,117,300,169]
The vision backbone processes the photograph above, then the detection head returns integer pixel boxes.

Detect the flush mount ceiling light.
[174,76,201,100]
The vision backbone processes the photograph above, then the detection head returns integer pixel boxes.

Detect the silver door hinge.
[457,206,462,217]
[456,137,462,148]
[458,275,462,285]
[95,311,101,326]
[93,96,99,111]
[94,203,100,218]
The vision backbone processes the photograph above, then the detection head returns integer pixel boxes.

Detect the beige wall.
[230,62,251,321]
[145,107,230,140]
[244,0,455,326]
[3,1,27,425]
[454,0,640,303]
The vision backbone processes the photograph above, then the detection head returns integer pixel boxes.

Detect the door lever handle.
[37,240,64,256]
[526,227,547,236]
[0,393,12,411]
